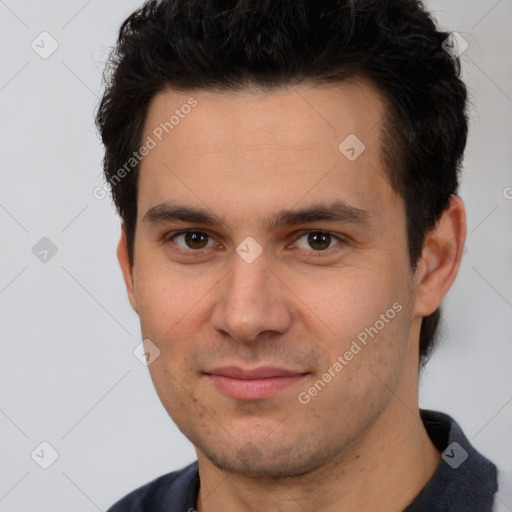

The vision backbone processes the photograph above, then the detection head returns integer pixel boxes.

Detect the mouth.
[204,366,310,400]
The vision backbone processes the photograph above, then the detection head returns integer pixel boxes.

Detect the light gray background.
[1,1,511,510]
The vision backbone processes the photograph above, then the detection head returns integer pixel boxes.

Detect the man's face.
[122,81,420,477]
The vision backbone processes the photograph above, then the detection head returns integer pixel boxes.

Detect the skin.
[117,80,466,511]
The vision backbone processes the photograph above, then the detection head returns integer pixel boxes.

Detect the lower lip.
[207,374,307,400]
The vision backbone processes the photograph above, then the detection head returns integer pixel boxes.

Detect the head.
[96,0,467,477]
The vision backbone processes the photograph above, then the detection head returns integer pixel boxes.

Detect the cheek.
[132,258,210,336]
[290,259,406,342]
[145,357,204,442]
[132,261,220,387]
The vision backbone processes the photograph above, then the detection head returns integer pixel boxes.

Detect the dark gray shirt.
[107,409,498,511]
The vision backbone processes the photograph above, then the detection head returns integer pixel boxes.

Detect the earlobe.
[412,195,467,317]
[117,224,138,313]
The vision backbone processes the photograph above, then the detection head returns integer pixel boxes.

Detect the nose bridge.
[211,251,291,342]
[225,254,270,317]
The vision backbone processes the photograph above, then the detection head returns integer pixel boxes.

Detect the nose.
[211,253,293,343]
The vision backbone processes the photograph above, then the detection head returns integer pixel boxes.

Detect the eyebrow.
[142,201,371,229]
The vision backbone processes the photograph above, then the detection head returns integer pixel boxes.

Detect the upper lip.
[205,366,308,379]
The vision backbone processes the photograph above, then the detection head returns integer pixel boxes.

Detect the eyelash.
[163,230,346,257]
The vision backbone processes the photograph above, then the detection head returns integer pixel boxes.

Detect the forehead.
[137,81,399,226]
[142,80,385,154]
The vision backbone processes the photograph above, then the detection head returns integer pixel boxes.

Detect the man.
[97,0,499,510]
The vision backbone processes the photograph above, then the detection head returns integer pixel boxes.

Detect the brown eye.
[308,232,331,250]
[295,231,341,252]
[172,231,214,250]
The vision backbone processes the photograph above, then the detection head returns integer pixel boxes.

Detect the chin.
[199,439,332,479]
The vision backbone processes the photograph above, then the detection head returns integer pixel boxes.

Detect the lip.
[205,366,309,400]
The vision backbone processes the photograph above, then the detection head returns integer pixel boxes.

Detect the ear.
[412,195,467,317]
[117,223,138,313]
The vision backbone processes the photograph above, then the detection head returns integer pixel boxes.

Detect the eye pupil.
[308,232,331,250]
[185,232,208,249]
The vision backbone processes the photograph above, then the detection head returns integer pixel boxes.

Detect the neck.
[195,399,440,512]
